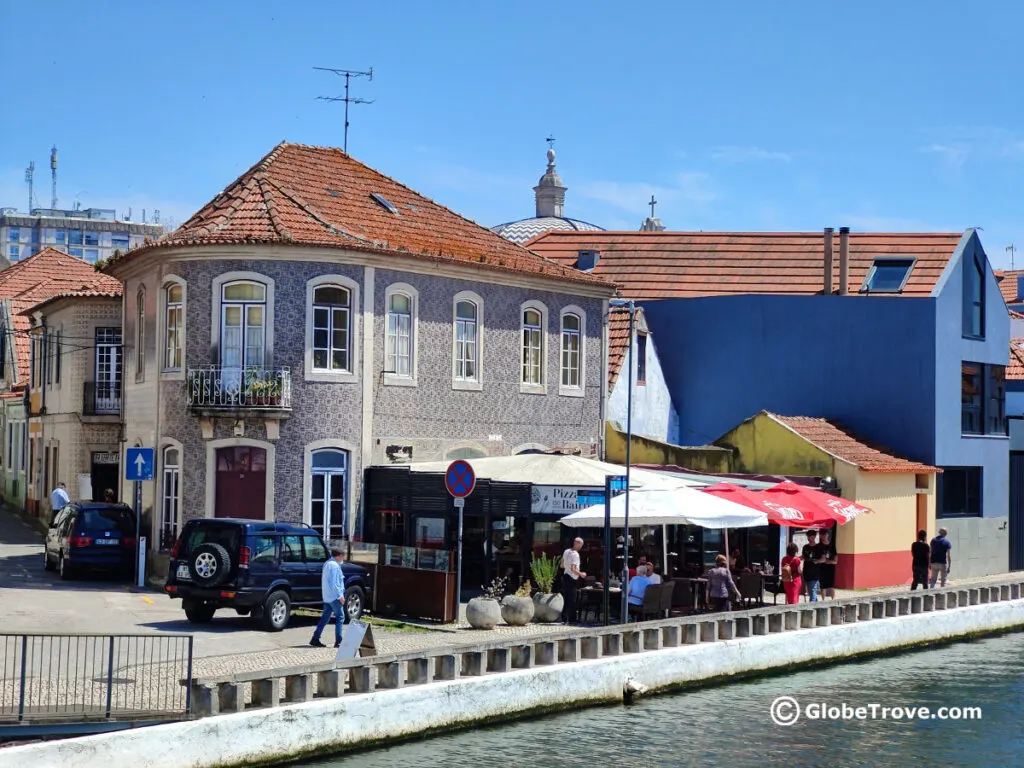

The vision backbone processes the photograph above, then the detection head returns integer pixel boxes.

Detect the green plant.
[480,576,508,600]
[530,553,560,593]
[514,579,533,598]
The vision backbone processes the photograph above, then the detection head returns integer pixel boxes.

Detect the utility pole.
[1008,244,1017,270]
[314,66,374,155]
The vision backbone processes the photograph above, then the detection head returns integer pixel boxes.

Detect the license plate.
[95,538,119,545]
[176,564,191,580]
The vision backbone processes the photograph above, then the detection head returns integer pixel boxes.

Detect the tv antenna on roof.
[1008,244,1017,270]
[314,66,374,155]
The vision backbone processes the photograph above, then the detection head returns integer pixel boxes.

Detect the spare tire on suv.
[188,542,232,586]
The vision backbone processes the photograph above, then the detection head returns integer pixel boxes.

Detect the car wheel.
[187,543,232,587]
[59,555,73,581]
[184,602,216,623]
[261,590,291,632]
[43,550,55,572]
[344,586,365,622]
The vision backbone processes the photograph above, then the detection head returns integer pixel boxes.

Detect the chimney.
[823,227,834,295]
[839,226,850,296]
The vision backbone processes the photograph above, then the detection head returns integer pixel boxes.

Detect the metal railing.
[0,633,193,724]
[186,366,292,410]
[82,381,121,416]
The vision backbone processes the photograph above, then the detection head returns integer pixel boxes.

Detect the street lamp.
[608,297,634,620]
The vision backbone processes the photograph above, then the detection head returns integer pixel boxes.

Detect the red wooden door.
[215,446,267,519]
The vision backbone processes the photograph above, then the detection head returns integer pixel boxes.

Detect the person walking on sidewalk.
[49,482,69,524]
[929,528,952,588]
[910,530,931,590]
[310,546,346,648]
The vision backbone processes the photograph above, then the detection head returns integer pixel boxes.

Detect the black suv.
[164,519,373,631]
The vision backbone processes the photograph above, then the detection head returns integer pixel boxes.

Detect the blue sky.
[3,1,1024,266]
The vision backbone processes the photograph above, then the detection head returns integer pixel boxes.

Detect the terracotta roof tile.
[995,270,1024,307]
[526,231,967,300]
[768,412,939,474]
[1010,309,1024,320]
[608,307,631,390]
[0,247,122,383]
[108,143,612,290]
[1008,339,1024,381]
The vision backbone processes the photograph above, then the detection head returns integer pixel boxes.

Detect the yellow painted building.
[716,411,938,589]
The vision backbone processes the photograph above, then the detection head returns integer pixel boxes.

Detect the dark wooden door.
[215,446,267,519]
[1010,452,1024,571]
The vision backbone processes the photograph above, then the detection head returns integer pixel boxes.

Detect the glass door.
[94,328,122,413]
[311,449,347,543]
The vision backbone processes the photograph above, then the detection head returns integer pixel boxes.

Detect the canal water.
[295,632,1024,767]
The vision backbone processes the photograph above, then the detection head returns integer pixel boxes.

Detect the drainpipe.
[839,227,850,296]
[823,227,834,295]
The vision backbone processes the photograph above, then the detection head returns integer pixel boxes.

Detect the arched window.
[312,285,351,372]
[452,291,483,387]
[560,313,581,388]
[385,285,417,381]
[311,448,348,543]
[520,303,546,388]
[135,286,146,382]
[164,282,184,371]
[160,445,181,551]
[221,281,266,372]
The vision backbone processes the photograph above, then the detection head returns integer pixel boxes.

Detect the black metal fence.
[0,633,193,724]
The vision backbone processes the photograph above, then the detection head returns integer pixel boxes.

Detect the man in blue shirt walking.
[310,546,346,648]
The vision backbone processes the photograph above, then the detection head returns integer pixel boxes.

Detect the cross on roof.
[546,135,556,150]
[648,195,657,218]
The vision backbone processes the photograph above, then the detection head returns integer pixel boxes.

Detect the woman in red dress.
[780,542,803,605]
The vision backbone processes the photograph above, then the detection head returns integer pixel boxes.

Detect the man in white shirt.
[50,482,69,524]
[310,547,347,648]
[647,563,663,585]
[561,537,586,624]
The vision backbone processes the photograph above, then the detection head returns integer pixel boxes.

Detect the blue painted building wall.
[607,316,679,444]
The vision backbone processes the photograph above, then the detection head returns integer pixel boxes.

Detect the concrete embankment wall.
[3,597,1023,768]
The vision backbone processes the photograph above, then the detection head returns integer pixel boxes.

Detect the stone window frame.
[519,299,548,395]
[383,282,419,387]
[159,275,187,381]
[211,272,276,369]
[135,285,146,383]
[558,304,586,398]
[204,437,276,521]
[304,275,360,384]
[451,290,484,391]
[303,438,359,542]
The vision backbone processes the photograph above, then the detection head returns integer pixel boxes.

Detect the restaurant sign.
[532,485,603,516]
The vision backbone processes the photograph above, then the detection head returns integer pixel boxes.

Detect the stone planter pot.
[532,592,564,623]
[500,595,535,626]
[466,597,501,630]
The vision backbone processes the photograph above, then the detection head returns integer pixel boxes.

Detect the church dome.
[492,143,606,245]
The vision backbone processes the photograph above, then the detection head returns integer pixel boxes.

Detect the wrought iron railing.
[0,633,193,724]
[186,366,292,410]
[82,381,121,416]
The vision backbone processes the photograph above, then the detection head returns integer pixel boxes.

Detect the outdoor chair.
[764,576,786,605]
[628,584,663,621]
[738,573,763,609]
[659,580,675,618]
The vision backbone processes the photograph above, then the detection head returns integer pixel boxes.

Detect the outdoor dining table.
[580,585,623,622]
[673,577,707,612]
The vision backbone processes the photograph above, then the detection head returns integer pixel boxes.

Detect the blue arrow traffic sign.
[445,460,476,498]
[125,447,155,481]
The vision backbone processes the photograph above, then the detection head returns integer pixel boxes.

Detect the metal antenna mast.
[314,66,374,154]
[50,146,58,209]
[24,162,34,212]
[1008,244,1017,270]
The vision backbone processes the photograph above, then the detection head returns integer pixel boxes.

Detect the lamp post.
[609,298,634,620]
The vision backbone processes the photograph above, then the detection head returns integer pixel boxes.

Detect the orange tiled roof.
[0,248,122,383]
[608,307,631,390]
[525,231,966,300]
[109,142,611,290]
[995,270,1024,307]
[767,412,939,474]
[1009,339,1024,381]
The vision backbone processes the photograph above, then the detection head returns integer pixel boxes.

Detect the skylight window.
[861,257,915,293]
[370,193,399,215]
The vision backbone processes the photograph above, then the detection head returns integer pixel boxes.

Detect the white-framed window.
[384,283,418,386]
[310,448,348,543]
[305,275,359,382]
[135,286,146,382]
[211,272,276,382]
[162,278,185,374]
[520,300,547,393]
[452,291,483,390]
[160,443,182,551]
[559,305,586,396]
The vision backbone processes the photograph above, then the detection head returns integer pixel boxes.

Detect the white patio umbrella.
[559,484,768,579]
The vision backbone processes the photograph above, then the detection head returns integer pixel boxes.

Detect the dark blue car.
[164,519,373,631]
[44,503,137,580]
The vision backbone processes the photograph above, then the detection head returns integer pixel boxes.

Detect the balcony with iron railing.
[82,381,122,417]
[186,366,292,416]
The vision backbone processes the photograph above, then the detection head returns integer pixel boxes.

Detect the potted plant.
[466,576,507,629]
[500,579,535,626]
[530,553,564,623]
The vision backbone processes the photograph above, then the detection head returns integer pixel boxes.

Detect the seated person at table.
[627,564,652,608]
[647,563,663,584]
[730,548,746,572]
[608,572,621,589]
